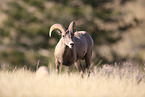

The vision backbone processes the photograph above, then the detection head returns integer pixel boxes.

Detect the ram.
[49,21,93,76]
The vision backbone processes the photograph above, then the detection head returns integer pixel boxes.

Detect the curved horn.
[49,24,66,37]
[68,21,76,33]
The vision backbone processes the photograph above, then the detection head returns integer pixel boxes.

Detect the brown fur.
[49,21,93,76]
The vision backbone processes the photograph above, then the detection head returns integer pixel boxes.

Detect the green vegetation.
[0,0,145,70]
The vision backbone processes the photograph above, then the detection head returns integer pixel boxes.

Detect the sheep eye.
[62,35,65,37]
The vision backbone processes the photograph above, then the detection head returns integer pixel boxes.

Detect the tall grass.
[0,63,145,97]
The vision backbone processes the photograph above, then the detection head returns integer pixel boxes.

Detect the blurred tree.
[0,0,144,70]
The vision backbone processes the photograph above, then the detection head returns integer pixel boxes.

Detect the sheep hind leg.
[55,59,60,74]
[68,64,73,75]
[84,54,91,77]
[75,61,84,78]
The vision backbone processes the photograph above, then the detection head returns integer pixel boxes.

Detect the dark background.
[0,0,145,70]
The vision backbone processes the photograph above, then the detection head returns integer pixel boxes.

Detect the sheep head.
[49,21,77,49]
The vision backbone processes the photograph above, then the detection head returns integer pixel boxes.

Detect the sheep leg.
[85,54,91,77]
[80,62,84,78]
[68,64,73,74]
[75,61,84,78]
[74,61,80,72]
[55,59,60,74]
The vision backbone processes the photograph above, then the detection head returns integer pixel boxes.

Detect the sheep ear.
[68,21,76,33]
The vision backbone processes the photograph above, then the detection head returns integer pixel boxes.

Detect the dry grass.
[0,63,145,97]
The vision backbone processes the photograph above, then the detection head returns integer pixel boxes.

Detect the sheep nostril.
[70,43,74,47]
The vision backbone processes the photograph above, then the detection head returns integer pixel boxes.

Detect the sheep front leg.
[75,61,84,78]
[55,59,60,74]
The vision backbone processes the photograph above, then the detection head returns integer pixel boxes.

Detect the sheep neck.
[61,43,75,66]
[63,46,73,60]
[55,39,75,66]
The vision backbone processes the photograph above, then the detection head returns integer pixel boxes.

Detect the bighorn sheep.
[49,21,93,76]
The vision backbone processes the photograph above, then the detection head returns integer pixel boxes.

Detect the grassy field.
[0,64,145,97]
